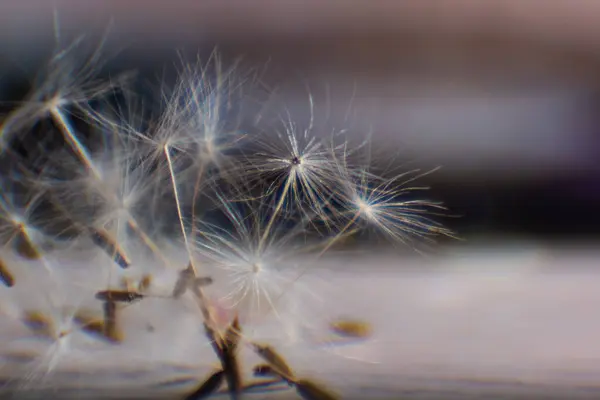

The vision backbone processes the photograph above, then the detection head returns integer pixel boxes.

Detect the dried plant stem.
[164,144,219,333]
[50,107,102,181]
[164,145,194,271]
[52,108,173,268]
[258,175,293,254]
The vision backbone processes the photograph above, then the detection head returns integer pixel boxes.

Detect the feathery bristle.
[0,31,455,399]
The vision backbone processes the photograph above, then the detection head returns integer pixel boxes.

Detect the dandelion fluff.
[0,39,456,399]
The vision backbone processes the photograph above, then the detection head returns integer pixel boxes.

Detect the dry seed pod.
[171,279,187,299]
[172,265,194,298]
[172,263,213,299]
[329,318,372,339]
[185,369,225,400]
[138,274,153,292]
[83,320,106,337]
[252,363,336,399]
[224,315,241,351]
[203,322,224,360]
[102,300,123,343]
[14,231,41,260]
[82,318,122,343]
[95,289,144,303]
[88,227,130,268]
[222,337,241,395]
[103,301,116,331]
[74,311,109,340]
[222,354,242,398]
[23,311,53,338]
[295,379,339,400]
[202,317,243,398]
[201,317,243,398]
[73,309,97,325]
[252,344,295,379]
[0,258,15,287]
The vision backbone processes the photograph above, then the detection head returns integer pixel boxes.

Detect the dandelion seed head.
[354,196,375,220]
[139,53,249,182]
[193,188,312,332]
[331,162,454,251]
[251,262,261,274]
[0,260,100,391]
[0,179,52,260]
[0,25,131,150]
[0,40,457,396]
[240,116,353,234]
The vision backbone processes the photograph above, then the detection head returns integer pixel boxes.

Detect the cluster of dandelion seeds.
[0,30,453,399]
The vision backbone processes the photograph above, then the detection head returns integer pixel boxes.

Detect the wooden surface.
[0,244,599,398]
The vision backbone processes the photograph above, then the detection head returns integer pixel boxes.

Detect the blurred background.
[2,0,600,244]
[1,2,600,398]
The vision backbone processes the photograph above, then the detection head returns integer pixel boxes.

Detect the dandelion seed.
[241,95,356,236]
[172,264,195,299]
[13,231,42,260]
[130,54,247,185]
[72,309,119,343]
[199,318,243,398]
[252,343,295,379]
[22,311,54,339]
[266,160,453,317]
[101,299,123,343]
[194,191,309,326]
[329,318,372,339]
[160,141,221,334]
[323,161,454,254]
[0,174,57,277]
[175,53,249,176]
[249,342,340,400]
[0,257,15,287]
[221,316,243,398]
[40,116,168,270]
[88,227,131,268]
[14,334,73,391]
[0,18,130,161]
[12,282,90,392]
[86,95,172,245]
[185,369,225,400]
[172,263,213,299]
[0,39,457,399]
[224,315,241,351]
[94,289,144,304]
